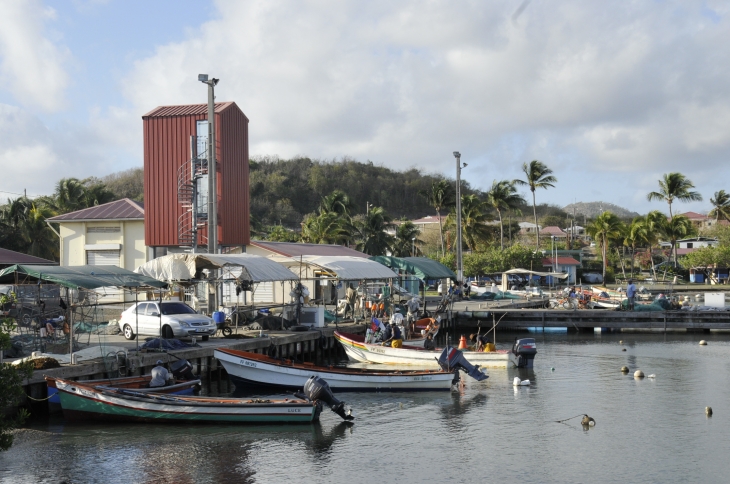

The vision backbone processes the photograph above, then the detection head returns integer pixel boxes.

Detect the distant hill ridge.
[563,201,640,219]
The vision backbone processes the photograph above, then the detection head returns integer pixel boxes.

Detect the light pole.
[366,201,372,216]
[412,237,416,257]
[551,236,556,272]
[198,74,219,255]
[454,151,465,284]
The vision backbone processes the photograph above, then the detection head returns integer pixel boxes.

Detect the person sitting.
[423,333,435,350]
[382,322,402,348]
[379,322,392,345]
[423,318,439,336]
[150,360,170,388]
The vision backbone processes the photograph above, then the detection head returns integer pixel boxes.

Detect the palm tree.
[624,218,648,278]
[486,180,526,250]
[419,180,455,257]
[647,172,702,220]
[51,178,89,214]
[319,190,355,217]
[644,210,665,278]
[300,212,350,245]
[709,190,730,223]
[513,160,557,249]
[444,195,492,251]
[355,206,394,256]
[658,215,696,267]
[391,221,422,257]
[586,211,624,282]
[24,205,58,259]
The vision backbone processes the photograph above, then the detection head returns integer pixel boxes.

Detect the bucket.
[213,311,225,324]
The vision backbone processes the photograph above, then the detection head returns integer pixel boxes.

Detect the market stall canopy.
[134,254,299,283]
[270,255,398,280]
[369,256,457,281]
[0,264,167,290]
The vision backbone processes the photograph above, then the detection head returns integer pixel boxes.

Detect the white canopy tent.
[270,255,398,281]
[501,268,569,292]
[134,253,299,283]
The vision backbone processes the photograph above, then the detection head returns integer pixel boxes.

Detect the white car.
[118,301,216,341]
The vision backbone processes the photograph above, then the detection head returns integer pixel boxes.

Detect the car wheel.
[202,335,209,341]
[21,310,32,327]
[162,325,174,339]
[123,324,135,340]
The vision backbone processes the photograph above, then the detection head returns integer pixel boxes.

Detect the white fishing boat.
[334,331,537,369]
[214,346,487,392]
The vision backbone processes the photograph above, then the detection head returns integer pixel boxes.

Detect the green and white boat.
[51,377,322,424]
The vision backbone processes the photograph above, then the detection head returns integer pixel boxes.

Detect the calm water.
[2,331,730,484]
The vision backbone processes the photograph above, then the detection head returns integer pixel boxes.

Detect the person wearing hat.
[150,360,170,388]
[626,279,637,311]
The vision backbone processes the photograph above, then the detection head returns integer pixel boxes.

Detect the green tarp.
[0,264,167,290]
[369,256,456,281]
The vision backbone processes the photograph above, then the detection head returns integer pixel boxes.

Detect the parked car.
[118,301,216,341]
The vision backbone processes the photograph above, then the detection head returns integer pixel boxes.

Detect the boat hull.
[53,378,319,424]
[335,332,516,368]
[215,348,455,392]
[46,375,199,406]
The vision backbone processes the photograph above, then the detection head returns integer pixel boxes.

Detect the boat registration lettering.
[240,359,257,368]
[371,348,386,354]
[288,408,301,413]
[413,376,432,381]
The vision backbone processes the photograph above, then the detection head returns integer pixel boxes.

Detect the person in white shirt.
[150,360,169,387]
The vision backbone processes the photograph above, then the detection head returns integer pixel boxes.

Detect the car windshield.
[159,302,197,315]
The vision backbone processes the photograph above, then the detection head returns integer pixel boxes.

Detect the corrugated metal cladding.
[142,102,250,248]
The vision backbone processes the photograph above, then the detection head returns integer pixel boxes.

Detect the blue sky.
[1,0,729,216]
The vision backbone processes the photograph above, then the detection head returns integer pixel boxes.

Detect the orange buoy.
[458,335,467,349]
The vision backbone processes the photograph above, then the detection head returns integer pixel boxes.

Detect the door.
[143,302,161,335]
[129,302,150,335]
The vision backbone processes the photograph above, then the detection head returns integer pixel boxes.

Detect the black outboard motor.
[511,338,537,369]
[438,347,489,382]
[303,376,354,421]
[170,359,196,381]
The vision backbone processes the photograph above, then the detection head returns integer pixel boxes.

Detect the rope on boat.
[26,394,54,402]
[555,414,586,423]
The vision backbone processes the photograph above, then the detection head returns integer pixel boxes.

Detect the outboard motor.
[438,347,489,382]
[170,359,196,381]
[511,338,537,369]
[303,376,354,421]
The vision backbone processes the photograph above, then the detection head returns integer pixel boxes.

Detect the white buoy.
[699,340,707,346]
[647,374,656,378]
[513,376,530,386]
[634,370,644,378]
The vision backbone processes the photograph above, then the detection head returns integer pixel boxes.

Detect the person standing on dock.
[626,280,637,311]
[345,283,358,318]
[150,360,170,388]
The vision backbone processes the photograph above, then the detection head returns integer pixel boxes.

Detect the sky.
[1,0,729,216]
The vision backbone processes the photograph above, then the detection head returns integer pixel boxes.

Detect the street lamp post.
[412,237,416,257]
[198,74,219,256]
[454,151,464,284]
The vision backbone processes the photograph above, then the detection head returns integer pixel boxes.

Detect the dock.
[20,323,364,414]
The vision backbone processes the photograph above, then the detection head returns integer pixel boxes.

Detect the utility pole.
[198,74,219,255]
[454,151,464,283]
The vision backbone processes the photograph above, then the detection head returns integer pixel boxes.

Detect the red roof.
[142,102,247,120]
[542,257,581,266]
[47,198,144,222]
[540,226,567,236]
[678,211,708,220]
[0,247,56,265]
[250,241,369,258]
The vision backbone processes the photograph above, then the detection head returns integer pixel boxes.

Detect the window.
[686,243,693,249]
[86,250,120,266]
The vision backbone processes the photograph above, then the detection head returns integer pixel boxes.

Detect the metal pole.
[207,81,218,256]
[454,151,463,284]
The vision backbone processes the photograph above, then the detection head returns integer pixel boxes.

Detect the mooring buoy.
[706,406,713,416]
[622,348,627,352]
[619,340,623,344]
[634,370,644,378]
[581,414,596,426]
[621,366,629,373]
[699,340,707,346]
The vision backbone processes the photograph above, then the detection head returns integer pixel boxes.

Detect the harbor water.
[2,331,730,484]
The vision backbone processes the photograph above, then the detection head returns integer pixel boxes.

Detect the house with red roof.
[541,256,581,284]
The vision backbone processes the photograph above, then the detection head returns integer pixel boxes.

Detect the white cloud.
[0,0,70,111]
[5,0,730,215]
